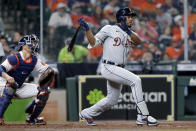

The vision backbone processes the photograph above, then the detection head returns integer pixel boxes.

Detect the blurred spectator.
[136,20,158,43]
[173,0,184,14]
[129,0,146,11]
[25,0,40,33]
[172,15,183,41]
[188,37,196,60]
[0,42,5,63]
[103,0,119,13]
[146,43,162,63]
[103,9,116,24]
[13,31,24,44]
[46,0,67,12]
[189,22,196,44]
[141,43,162,73]
[58,38,89,63]
[48,2,73,43]
[0,36,12,62]
[87,45,103,61]
[172,15,192,41]
[70,3,98,28]
[182,7,196,27]
[0,36,11,53]
[72,0,91,8]
[100,19,110,27]
[188,22,196,60]
[92,6,103,25]
[9,31,24,51]
[0,17,4,32]
[70,3,83,26]
[165,35,184,61]
[141,51,153,73]
[189,0,196,12]
[127,45,146,61]
[26,0,40,12]
[155,3,172,31]
[159,25,172,50]
[137,0,166,14]
[163,0,178,16]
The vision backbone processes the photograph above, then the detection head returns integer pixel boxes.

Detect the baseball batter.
[0,34,55,125]
[78,7,158,126]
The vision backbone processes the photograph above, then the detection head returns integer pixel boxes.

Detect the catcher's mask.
[17,34,39,53]
[116,7,137,23]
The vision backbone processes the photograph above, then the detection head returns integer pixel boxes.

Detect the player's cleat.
[136,114,158,126]
[0,118,4,125]
[79,112,96,126]
[26,116,46,125]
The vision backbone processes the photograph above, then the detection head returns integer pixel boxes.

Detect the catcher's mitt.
[38,67,55,89]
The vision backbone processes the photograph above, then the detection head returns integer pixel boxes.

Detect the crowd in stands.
[0,0,196,64]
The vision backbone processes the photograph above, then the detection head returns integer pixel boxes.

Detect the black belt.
[102,59,125,68]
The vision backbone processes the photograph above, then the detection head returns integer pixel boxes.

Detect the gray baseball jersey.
[95,25,132,65]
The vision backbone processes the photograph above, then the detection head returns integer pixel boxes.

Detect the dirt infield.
[0,121,196,131]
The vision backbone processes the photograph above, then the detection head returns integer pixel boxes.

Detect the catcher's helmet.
[17,34,39,53]
[116,7,136,23]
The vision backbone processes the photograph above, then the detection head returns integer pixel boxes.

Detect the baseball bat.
[68,26,81,52]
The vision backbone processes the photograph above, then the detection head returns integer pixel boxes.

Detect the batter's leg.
[80,80,122,123]
[101,64,157,126]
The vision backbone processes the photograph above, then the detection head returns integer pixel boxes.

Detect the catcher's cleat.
[26,116,46,125]
[0,118,4,125]
[79,112,96,126]
[136,114,158,126]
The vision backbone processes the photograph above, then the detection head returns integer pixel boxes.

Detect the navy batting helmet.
[116,7,136,23]
[17,34,39,53]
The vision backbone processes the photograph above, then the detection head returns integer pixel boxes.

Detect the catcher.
[0,34,55,125]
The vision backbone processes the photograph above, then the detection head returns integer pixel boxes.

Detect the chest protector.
[7,53,37,87]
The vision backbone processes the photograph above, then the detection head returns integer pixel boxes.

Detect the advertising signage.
[78,75,174,120]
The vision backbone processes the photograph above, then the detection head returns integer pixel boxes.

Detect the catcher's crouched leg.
[25,87,50,125]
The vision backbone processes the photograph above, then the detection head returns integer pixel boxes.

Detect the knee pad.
[0,86,15,118]
[25,88,50,120]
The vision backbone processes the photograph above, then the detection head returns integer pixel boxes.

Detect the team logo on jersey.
[113,37,132,47]
[86,89,105,105]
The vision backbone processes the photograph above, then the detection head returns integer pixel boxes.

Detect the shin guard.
[25,89,50,120]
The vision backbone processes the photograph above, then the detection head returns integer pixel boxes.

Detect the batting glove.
[120,16,132,35]
[78,17,90,31]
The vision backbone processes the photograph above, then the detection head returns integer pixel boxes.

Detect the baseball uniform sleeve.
[1,55,19,72]
[33,59,49,73]
[87,25,111,49]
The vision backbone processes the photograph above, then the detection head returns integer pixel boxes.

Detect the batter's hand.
[78,17,89,31]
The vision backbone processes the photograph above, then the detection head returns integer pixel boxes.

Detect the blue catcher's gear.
[116,7,136,23]
[25,87,50,124]
[0,82,18,118]
[0,65,6,76]
[17,34,39,53]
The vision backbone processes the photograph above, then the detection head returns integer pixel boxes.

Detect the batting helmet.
[17,34,39,53]
[116,7,136,23]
